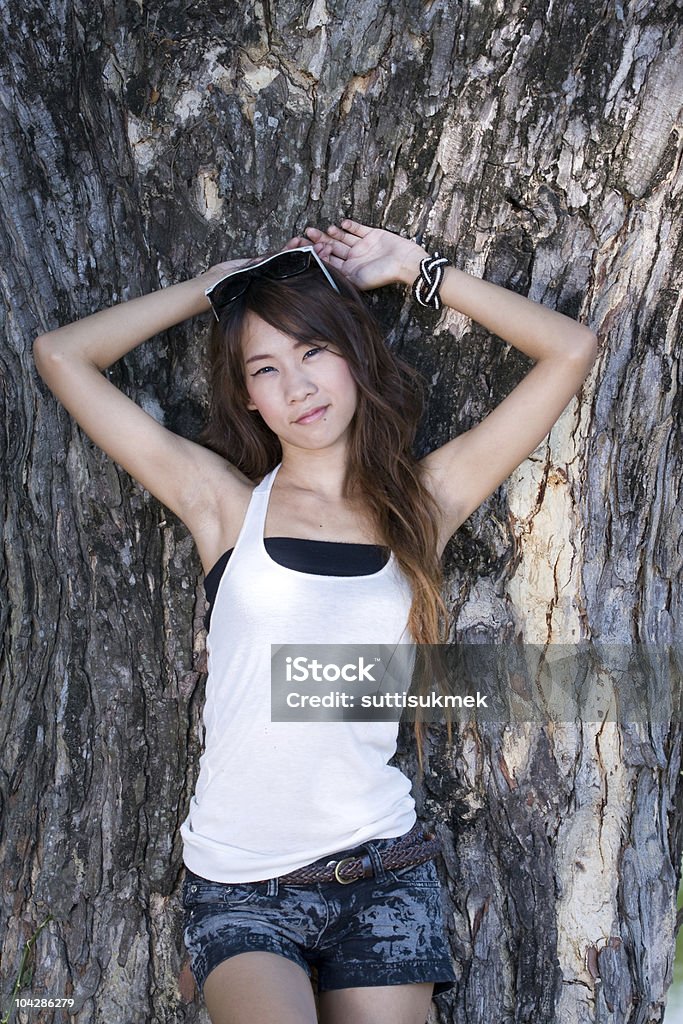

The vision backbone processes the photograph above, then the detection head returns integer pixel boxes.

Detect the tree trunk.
[1,1,681,1022]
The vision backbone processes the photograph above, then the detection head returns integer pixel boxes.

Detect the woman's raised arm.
[33,262,251,533]
[302,218,598,552]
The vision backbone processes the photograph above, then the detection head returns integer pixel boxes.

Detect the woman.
[33,218,597,1024]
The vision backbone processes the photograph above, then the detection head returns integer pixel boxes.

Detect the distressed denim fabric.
[182,834,456,998]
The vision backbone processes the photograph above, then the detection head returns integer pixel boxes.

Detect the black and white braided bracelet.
[411,252,451,310]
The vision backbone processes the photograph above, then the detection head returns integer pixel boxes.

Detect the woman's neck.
[277,445,352,501]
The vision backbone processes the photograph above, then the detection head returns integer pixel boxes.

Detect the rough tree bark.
[1,1,681,1022]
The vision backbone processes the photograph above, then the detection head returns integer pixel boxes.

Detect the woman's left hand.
[286,220,427,291]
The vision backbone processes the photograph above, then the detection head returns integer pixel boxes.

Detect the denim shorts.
[182,832,456,998]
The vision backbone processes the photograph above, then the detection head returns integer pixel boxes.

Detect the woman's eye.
[250,347,328,376]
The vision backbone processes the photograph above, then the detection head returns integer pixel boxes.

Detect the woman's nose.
[285,368,317,402]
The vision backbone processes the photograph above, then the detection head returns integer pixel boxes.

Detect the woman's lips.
[295,405,328,424]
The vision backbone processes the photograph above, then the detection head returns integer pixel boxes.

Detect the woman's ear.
[246,398,257,411]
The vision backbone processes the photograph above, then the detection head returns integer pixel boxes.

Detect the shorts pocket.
[182,874,261,910]
[386,857,441,888]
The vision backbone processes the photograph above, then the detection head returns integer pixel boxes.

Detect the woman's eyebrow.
[245,340,312,365]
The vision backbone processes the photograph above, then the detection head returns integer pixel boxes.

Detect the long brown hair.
[200,262,451,770]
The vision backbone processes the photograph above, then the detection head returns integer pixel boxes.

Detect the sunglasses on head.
[205,245,341,322]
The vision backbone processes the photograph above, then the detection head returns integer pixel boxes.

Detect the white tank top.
[180,463,418,882]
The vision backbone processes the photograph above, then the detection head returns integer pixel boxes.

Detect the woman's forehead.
[241,313,300,356]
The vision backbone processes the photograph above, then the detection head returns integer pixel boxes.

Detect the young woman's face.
[241,313,359,453]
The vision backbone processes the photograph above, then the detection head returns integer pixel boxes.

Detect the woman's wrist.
[395,243,429,288]
[175,275,216,318]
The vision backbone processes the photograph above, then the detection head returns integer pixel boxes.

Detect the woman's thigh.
[318,981,434,1024]
[203,951,319,1024]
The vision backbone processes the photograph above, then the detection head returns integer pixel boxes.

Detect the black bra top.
[204,537,390,630]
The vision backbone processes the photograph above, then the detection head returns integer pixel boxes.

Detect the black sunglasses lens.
[209,249,318,317]
[210,279,248,311]
[262,250,311,279]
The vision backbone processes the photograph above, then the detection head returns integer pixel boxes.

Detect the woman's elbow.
[33,333,64,381]
[574,326,598,361]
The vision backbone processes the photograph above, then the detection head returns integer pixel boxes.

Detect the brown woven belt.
[275,822,441,886]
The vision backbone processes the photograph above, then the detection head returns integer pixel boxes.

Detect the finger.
[321,235,352,259]
[282,236,305,250]
[303,230,350,265]
[305,228,339,253]
[323,252,348,272]
[314,240,338,261]
[338,218,371,239]
[327,223,365,249]
[310,240,330,257]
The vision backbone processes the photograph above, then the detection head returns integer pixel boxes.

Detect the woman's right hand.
[196,257,254,294]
